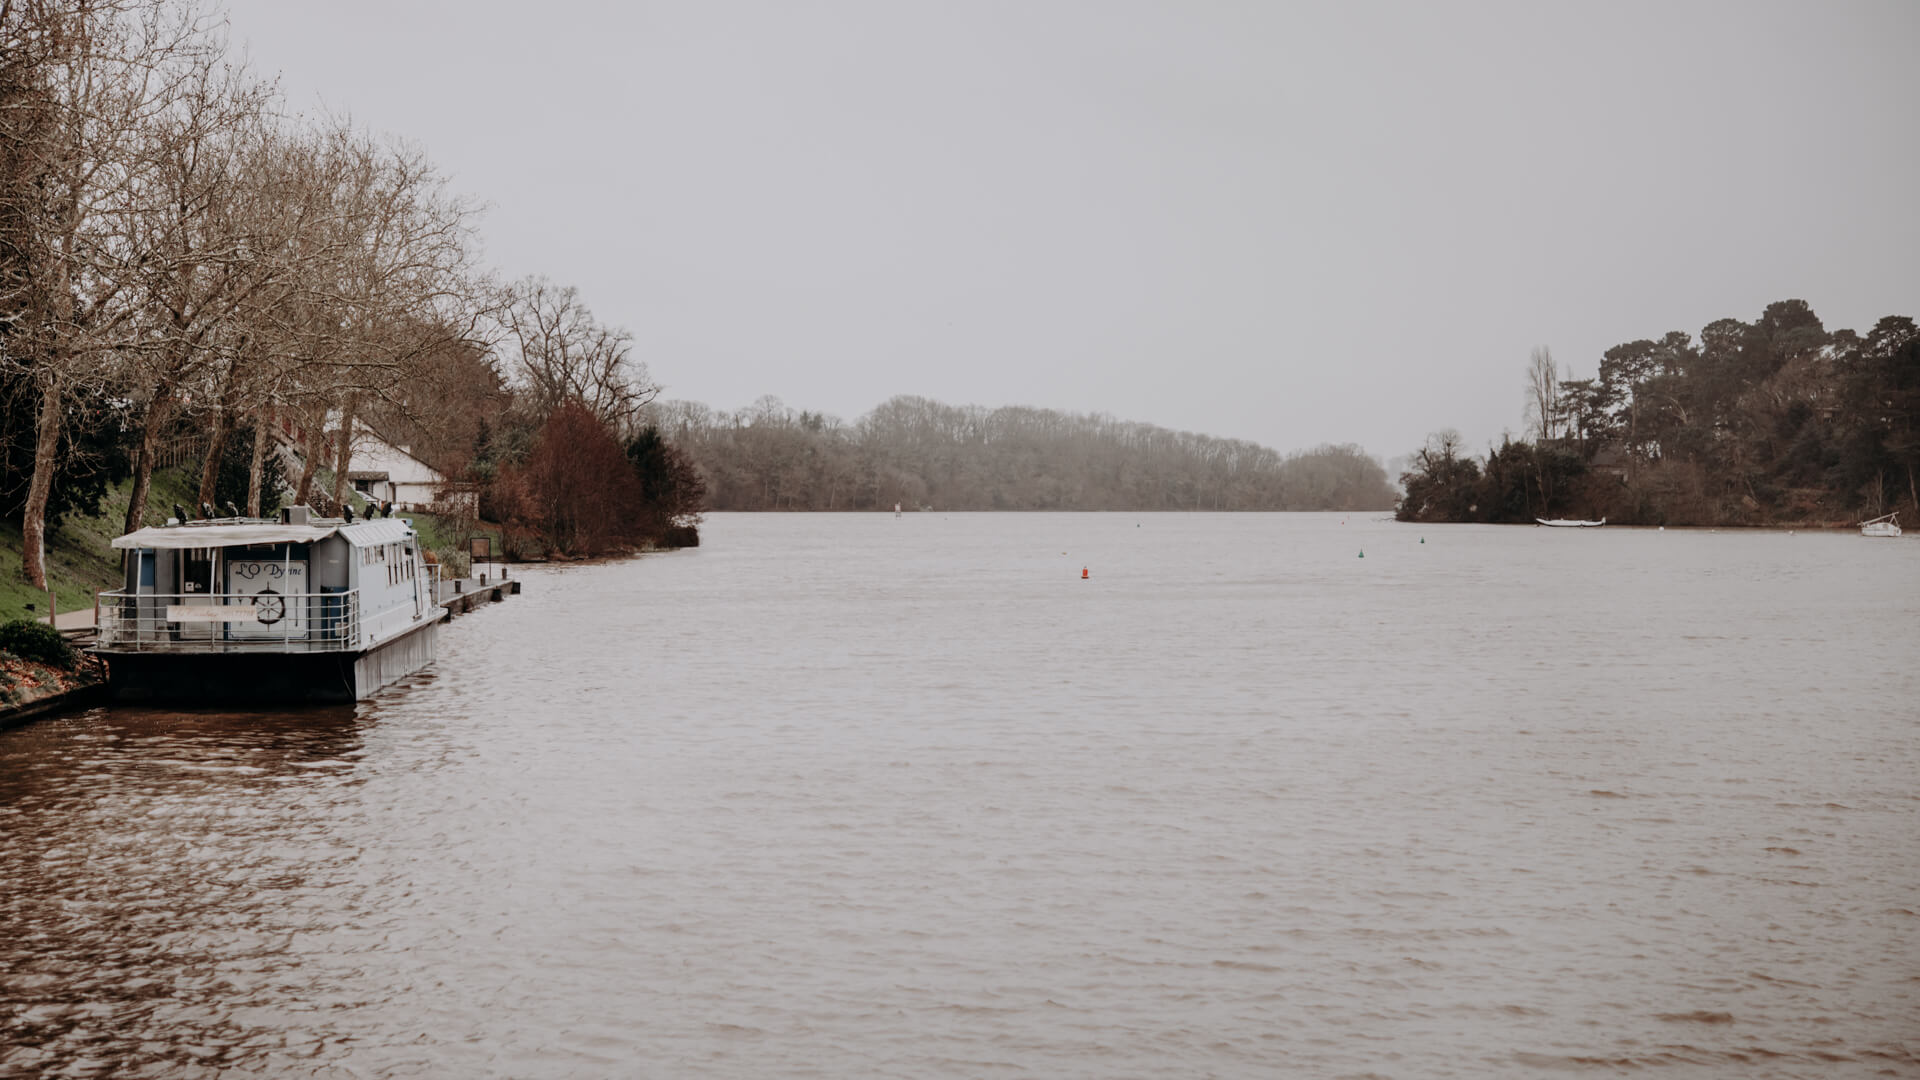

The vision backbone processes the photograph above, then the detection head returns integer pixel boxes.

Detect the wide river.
[2,513,1916,1078]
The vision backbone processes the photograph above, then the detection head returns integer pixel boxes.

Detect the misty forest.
[656,395,1398,512]
[1398,300,1920,527]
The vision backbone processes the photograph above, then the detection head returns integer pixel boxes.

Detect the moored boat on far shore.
[1859,512,1901,537]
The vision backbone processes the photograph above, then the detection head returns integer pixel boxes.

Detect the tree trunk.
[20,377,64,590]
[294,408,321,506]
[197,405,236,510]
[123,386,175,536]
[330,395,357,509]
[246,411,270,516]
[1626,400,1639,479]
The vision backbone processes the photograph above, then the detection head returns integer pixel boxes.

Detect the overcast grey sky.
[222,0,1916,460]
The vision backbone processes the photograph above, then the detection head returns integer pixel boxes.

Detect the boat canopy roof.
[336,519,416,546]
[113,517,415,551]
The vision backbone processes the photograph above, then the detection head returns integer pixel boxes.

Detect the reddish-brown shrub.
[513,401,643,555]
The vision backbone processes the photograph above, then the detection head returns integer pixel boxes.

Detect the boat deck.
[64,573,520,648]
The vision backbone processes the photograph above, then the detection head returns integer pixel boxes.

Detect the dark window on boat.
[183,548,213,593]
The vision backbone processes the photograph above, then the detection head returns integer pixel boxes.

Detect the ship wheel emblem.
[252,589,285,625]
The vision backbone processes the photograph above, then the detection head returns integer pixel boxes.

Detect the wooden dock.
[433,574,521,617]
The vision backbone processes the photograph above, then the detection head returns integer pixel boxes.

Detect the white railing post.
[95,588,365,654]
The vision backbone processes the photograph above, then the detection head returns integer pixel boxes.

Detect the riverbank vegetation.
[659,395,1396,512]
[0,617,99,716]
[1398,300,1920,526]
[0,0,703,608]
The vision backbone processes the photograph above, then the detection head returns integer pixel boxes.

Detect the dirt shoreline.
[0,656,110,731]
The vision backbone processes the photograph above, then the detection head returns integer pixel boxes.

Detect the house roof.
[336,519,416,546]
[271,416,447,482]
[356,427,442,477]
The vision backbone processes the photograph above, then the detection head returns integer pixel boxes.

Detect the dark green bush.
[0,618,75,669]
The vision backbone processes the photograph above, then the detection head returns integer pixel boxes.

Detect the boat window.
[183,548,213,593]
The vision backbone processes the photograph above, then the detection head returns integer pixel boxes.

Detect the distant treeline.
[651,395,1397,512]
[1398,300,1920,526]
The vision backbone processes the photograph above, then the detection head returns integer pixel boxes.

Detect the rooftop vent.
[280,505,312,526]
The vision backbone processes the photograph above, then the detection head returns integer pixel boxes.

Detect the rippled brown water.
[2,513,1917,1078]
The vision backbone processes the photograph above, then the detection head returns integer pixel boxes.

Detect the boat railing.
[94,588,362,652]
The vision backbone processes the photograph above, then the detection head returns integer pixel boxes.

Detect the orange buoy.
[1081,566,1089,579]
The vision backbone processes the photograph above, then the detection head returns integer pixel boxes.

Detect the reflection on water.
[1,514,1917,1078]
[0,708,366,1076]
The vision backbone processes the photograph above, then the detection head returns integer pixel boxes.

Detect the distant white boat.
[1860,512,1901,538]
[1535,517,1606,528]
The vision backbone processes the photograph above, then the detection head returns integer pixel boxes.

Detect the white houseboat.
[94,505,441,703]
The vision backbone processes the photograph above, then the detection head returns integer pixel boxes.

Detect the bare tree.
[237,121,483,510]
[0,0,217,587]
[495,275,655,433]
[1524,345,1559,443]
[117,44,277,531]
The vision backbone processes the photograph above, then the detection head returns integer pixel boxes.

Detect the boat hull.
[98,617,439,704]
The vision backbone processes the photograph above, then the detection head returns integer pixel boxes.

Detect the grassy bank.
[0,467,203,621]
[401,512,507,577]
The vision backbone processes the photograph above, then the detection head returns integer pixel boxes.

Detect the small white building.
[349,433,475,514]
[270,412,477,516]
